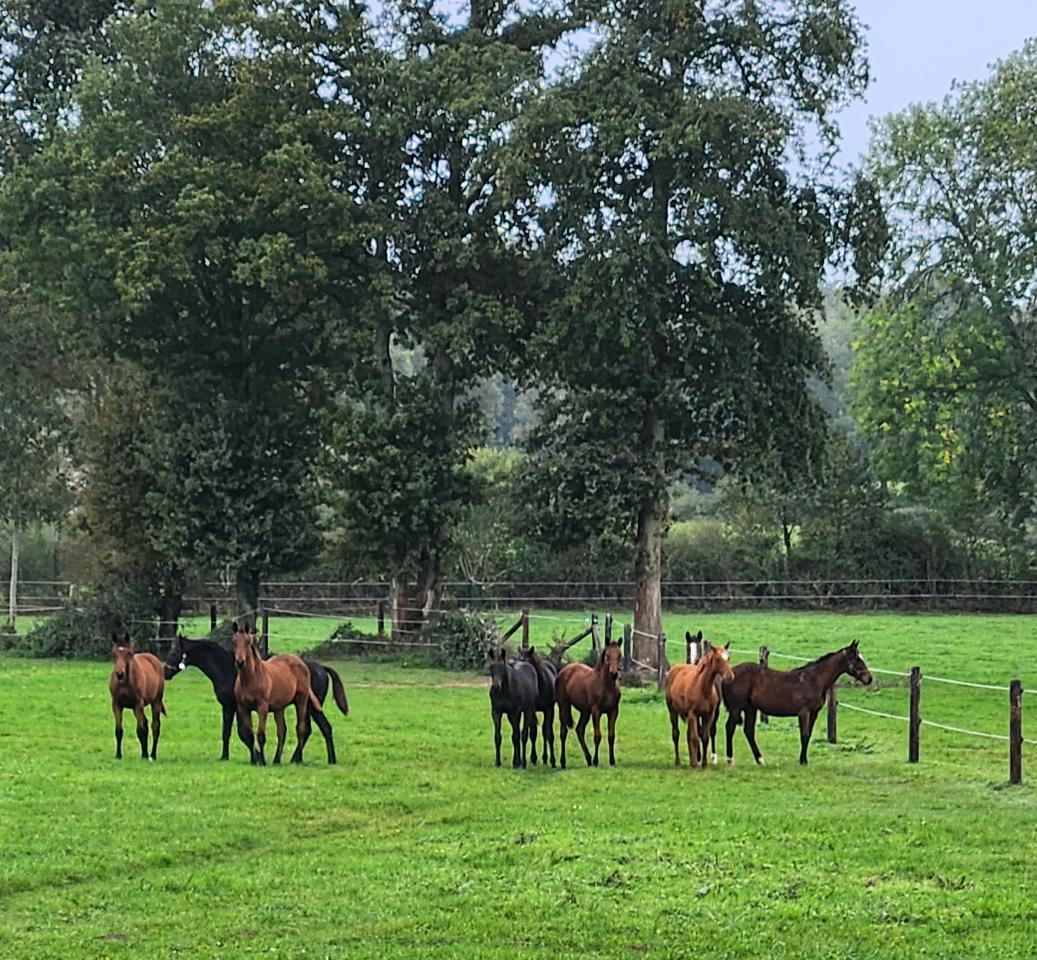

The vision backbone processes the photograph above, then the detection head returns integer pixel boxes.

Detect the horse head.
[845,640,873,685]
[164,635,191,680]
[702,640,734,683]
[600,641,622,682]
[487,647,508,693]
[232,622,257,672]
[111,632,134,684]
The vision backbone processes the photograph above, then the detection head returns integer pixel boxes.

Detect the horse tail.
[324,665,350,716]
[160,701,168,716]
[308,689,323,713]
[558,699,574,730]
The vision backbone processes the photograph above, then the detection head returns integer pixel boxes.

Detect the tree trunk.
[781,516,793,577]
[156,591,183,640]
[389,574,415,642]
[633,494,667,666]
[235,567,260,630]
[415,543,442,638]
[8,525,18,632]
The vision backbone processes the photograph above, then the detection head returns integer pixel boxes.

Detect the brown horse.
[723,640,873,766]
[109,634,167,760]
[555,641,622,768]
[666,638,734,768]
[231,623,322,766]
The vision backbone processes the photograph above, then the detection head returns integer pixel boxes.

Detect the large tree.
[0,0,372,617]
[514,0,882,661]
[323,0,581,636]
[854,42,1037,560]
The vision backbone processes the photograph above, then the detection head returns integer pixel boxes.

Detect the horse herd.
[107,622,873,769]
[487,632,873,769]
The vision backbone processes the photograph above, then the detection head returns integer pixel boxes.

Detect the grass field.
[1,611,1035,958]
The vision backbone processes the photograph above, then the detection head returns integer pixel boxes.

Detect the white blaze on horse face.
[721,648,730,661]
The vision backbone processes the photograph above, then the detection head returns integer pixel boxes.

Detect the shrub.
[426,608,501,672]
[302,620,381,659]
[23,578,155,660]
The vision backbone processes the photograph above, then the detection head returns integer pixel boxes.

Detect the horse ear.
[232,621,239,632]
[850,639,860,651]
[527,646,536,655]
[724,642,730,650]
[111,631,120,645]
[685,631,692,643]
[124,632,131,645]
[696,630,703,642]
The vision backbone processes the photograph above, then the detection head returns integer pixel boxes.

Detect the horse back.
[131,653,165,705]
[665,662,700,712]
[511,661,539,709]
[264,654,311,707]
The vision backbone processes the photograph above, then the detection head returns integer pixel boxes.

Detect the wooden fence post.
[759,645,769,724]
[521,609,529,651]
[605,612,613,645]
[1010,679,1023,785]
[590,613,600,654]
[260,607,269,658]
[622,624,632,673]
[827,685,838,744]
[909,666,921,763]
[209,604,217,633]
[377,600,385,637]
[656,633,667,690]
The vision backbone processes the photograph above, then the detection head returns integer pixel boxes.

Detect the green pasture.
[0,611,1035,959]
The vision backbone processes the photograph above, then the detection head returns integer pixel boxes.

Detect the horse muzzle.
[859,670,874,685]
[235,659,246,672]
[115,671,126,682]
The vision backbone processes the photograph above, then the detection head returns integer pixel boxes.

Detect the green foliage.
[425,608,501,672]
[22,577,154,659]
[858,41,1037,559]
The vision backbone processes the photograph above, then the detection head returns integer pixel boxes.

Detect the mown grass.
[0,611,1035,959]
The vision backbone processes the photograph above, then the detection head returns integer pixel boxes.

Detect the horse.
[723,640,873,766]
[517,645,557,767]
[231,622,323,766]
[554,640,622,769]
[488,647,539,768]
[666,637,734,768]
[163,635,349,763]
[108,633,167,760]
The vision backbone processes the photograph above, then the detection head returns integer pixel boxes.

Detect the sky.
[835,0,1037,164]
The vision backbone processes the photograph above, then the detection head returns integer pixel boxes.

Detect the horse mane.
[182,637,232,657]
[791,648,845,672]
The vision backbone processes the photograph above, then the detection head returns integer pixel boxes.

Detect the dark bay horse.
[723,640,873,765]
[232,623,322,765]
[666,640,734,768]
[109,634,167,760]
[488,647,539,768]
[518,646,557,767]
[163,635,349,763]
[555,640,622,769]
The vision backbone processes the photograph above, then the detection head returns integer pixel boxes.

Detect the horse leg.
[310,708,336,764]
[544,705,556,768]
[272,710,287,764]
[591,708,603,766]
[150,702,161,760]
[133,705,149,760]
[255,705,269,766]
[686,712,696,767]
[492,709,503,767]
[799,708,821,765]
[220,703,235,761]
[574,710,592,766]
[725,708,740,764]
[290,696,312,764]
[113,704,124,760]
[708,706,719,765]
[744,706,764,765]
[527,710,538,766]
[669,705,681,766]
[237,705,258,764]
[690,712,703,769]
[509,710,522,768]
[607,709,617,767]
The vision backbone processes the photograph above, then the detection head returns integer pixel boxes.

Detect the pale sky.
[835,0,1037,164]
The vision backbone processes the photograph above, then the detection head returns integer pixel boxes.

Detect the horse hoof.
[756,757,765,766]
[711,755,718,766]
[727,758,734,766]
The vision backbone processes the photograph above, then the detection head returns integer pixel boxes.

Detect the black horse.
[487,647,539,768]
[517,646,557,767]
[164,636,350,763]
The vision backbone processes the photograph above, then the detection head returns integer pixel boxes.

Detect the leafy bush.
[426,608,500,672]
[301,620,381,659]
[23,578,155,660]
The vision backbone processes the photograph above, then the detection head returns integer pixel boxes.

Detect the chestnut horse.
[109,634,167,760]
[231,623,322,765]
[666,637,734,768]
[555,641,622,768]
[723,640,873,765]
